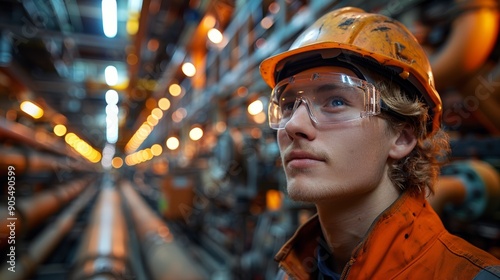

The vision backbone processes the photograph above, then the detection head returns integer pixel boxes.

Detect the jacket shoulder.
[439,232,500,278]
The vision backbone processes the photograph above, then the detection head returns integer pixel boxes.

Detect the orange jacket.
[275,191,500,279]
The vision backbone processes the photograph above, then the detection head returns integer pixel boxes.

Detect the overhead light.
[101,143,115,169]
[112,157,123,168]
[102,0,117,38]
[105,66,118,86]
[151,108,163,120]
[260,16,274,29]
[20,101,44,119]
[181,62,196,77]
[168,83,182,96]
[151,144,162,156]
[202,15,216,29]
[208,28,223,44]
[248,99,264,115]
[53,124,67,136]
[128,0,143,12]
[64,132,102,163]
[166,137,179,150]
[158,98,171,110]
[105,89,119,144]
[105,89,119,104]
[189,127,203,141]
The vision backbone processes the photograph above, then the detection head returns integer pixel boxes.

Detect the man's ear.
[388,125,417,160]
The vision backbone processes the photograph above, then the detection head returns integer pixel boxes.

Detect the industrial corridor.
[1,0,500,279]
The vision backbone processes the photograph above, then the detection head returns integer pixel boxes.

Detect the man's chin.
[287,188,327,203]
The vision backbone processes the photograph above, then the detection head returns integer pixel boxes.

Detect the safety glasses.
[268,72,381,130]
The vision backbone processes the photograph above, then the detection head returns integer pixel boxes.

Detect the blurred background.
[0,0,499,279]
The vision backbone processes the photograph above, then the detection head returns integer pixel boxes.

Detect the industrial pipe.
[120,180,208,280]
[428,0,499,91]
[69,186,130,280]
[0,146,91,176]
[0,177,94,250]
[431,1,500,133]
[429,160,500,221]
[0,184,97,280]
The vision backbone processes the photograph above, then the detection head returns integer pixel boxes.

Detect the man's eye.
[329,98,346,107]
[281,101,295,112]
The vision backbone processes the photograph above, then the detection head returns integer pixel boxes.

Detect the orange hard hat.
[260,7,442,135]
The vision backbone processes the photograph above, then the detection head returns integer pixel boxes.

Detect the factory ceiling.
[0,0,236,155]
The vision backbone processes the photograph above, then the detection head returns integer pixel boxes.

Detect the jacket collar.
[275,191,446,279]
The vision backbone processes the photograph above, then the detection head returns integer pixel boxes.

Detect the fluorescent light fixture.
[20,101,44,119]
[101,143,116,169]
[105,89,119,144]
[104,65,118,85]
[102,0,117,38]
[128,0,143,12]
[105,89,119,105]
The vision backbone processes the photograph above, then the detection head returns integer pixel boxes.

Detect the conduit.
[69,187,130,280]
[429,160,500,221]
[120,180,208,280]
[0,177,94,250]
[0,146,91,176]
[0,184,98,280]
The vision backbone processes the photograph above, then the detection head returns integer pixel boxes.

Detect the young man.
[259,6,500,279]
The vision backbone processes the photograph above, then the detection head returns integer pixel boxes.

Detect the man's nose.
[287,100,313,125]
[283,100,316,140]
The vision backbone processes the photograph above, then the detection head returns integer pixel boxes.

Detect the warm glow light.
[112,157,123,168]
[53,124,67,136]
[65,132,77,144]
[268,2,280,14]
[151,144,163,156]
[105,65,118,86]
[127,53,138,65]
[248,99,263,115]
[182,62,196,77]
[147,115,159,126]
[260,16,274,29]
[151,108,163,120]
[255,38,266,49]
[266,189,283,211]
[172,107,187,123]
[169,84,182,96]
[203,15,216,28]
[253,111,267,124]
[63,132,102,163]
[20,101,44,119]
[189,127,203,141]
[215,121,227,134]
[147,38,160,52]
[166,137,179,150]
[126,17,139,35]
[102,0,117,38]
[208,28,223,44]
[158,98,171,110]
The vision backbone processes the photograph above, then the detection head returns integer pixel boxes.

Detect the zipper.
[279,264,295,280]
[339,257,355,279]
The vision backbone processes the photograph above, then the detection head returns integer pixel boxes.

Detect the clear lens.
[268,72,380,130]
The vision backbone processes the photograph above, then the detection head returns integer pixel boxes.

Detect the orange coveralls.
[274,191,500,279]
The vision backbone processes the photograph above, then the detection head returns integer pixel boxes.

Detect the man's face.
[276,66,397,203]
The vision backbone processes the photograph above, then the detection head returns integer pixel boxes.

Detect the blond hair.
[376,81,450,195]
